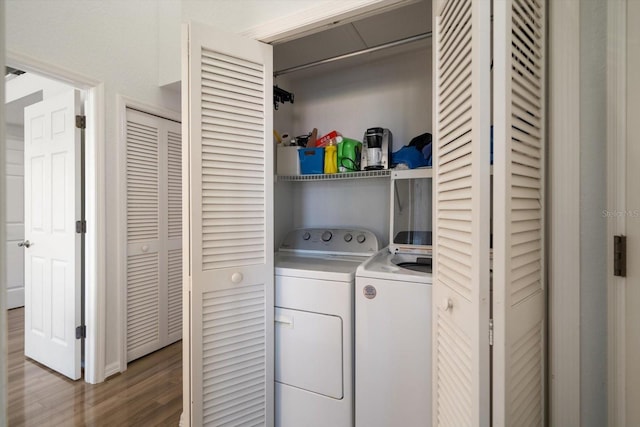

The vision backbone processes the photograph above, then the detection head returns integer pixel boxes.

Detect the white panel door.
[432,0,491,425]
[5,133,25,309]
[493,0,546,425]
[23,90,82,380]
[125,108,182,363]
[184,22,274,426]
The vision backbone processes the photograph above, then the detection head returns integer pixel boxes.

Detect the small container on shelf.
[316,130,340,147]
[337,137,362,172]
[298,147,325,174]
[277,146,301,176]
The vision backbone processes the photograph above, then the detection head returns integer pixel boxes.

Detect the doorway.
[4,54,106,384]
[5,68,87,380]
[5,70,84,380]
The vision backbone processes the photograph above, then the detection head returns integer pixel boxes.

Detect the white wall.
[579,0,607,425]
[292,179,391,246]
[5,125,25,309]
[278,43,431,149]
[6,73,72,104]
[549,0,608,424]
[5,0,180,376]
[159,0,348,86]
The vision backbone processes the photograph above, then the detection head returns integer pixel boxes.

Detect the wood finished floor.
[7,307,182,426]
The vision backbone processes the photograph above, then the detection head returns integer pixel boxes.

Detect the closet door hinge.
[76,325,86,339]
[489,318,494,346]
[76,115,86,129]
[614,235,627,277]
[76,220,87,234]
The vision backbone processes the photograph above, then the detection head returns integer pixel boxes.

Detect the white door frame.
[1,1,7,416]
[115,95,180,374]
[606,0,627,425]
[7,50,107,384]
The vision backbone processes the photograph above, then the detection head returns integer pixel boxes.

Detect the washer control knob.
[344,233,353,243]
[302,232,311,241]
[356,234,366,244]
[321,231,333,242]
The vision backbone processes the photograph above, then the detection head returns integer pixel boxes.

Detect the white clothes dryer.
[355,248,433,427]
[275,228,379,427]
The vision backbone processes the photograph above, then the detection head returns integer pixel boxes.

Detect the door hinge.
[489,318,494,346]
[614,235,627,277]
[76,325,86,339]
[76,220,87,234]
[76,115,86,129]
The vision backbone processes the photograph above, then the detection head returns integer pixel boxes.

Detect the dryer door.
[275,307,343,399]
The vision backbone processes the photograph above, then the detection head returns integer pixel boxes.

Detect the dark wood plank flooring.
[7,307,182,426]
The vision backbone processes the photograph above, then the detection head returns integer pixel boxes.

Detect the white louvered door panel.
[493,0,546,425]
[126,110,162,361]
[126,109,182,362]
[185,22,274,427]
[432,1,491,426]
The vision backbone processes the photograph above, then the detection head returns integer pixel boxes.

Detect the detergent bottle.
[324,140,338,174]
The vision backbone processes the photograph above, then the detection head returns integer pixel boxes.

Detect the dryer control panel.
[279,228,379,256]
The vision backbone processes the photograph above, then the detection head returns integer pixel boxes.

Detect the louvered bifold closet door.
[432,0,491,426]
[493,0,546,425]
[185,22,274,427]
[126,109,182,362]
[126,109,162,362]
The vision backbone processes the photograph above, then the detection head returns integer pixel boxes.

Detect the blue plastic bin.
[298,147,325,174]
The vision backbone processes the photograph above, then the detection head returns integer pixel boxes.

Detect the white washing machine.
[275,228,379,427]
[355,248,433,427]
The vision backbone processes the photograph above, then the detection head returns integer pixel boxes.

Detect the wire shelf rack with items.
[276,170,391,182]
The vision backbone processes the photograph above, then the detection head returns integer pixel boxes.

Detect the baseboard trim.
[103,361,121,379]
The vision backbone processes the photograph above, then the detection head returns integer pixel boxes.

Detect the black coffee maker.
[361,127,392,170]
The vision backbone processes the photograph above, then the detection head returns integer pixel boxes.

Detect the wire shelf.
[276,170,392,182]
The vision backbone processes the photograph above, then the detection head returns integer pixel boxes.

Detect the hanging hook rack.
[274,85,294,110]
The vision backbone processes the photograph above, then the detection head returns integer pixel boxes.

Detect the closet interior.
[272,0,433,247]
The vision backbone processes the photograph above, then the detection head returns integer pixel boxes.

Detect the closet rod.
[274,31,432,77]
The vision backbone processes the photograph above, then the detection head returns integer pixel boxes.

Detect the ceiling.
[273,0,431,74]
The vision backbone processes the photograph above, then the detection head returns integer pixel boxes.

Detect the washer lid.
[356,247,433,284]
[275,252,368,282]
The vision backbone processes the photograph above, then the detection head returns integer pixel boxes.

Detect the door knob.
[18,240,32,248]
[231,272,243,284]
[441,298,453,311]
